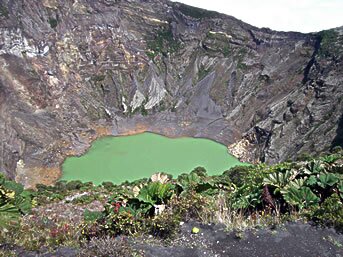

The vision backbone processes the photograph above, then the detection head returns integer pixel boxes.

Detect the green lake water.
[61,132,243,184]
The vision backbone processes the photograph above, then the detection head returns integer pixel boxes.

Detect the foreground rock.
[0,0,342,186]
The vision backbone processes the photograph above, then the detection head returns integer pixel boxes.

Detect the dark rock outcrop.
[0,0,342,186]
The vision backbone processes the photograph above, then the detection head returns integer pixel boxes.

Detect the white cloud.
[171,0,343,32]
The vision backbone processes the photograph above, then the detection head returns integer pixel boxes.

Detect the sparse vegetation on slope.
[175,3,219,19]
[146,26,180,59]
[318,29,339,58]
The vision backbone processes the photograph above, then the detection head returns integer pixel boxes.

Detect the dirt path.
[5,221,342,256]
[138,221,343,257]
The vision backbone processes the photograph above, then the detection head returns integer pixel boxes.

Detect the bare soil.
[5,221,342,257]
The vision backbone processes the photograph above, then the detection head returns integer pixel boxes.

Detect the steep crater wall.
[0,0,342,187]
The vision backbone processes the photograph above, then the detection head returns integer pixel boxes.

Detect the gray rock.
[0,0,342,186]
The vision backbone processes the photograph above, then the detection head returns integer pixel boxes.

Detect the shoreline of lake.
[61,132,244,184]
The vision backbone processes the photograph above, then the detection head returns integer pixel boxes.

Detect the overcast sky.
[172,0,343,33]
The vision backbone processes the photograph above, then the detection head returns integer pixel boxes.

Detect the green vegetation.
[176,3,219,19]
[140,106,148,116]
[0,4,9,18]
[197,65,211,82]
[146,27,180,59]
[307,193,343,229]
[203,32,232,57]
[222,45,231,57]
[145,51,156,60]
[0,151,342,253]
[85,152,343,238]
[91,74,106,82]
[128,100,149,116]
[48,18,58,29]
[0,174,36,227]
[236,47,248,70]
[237,61,247,70]
[318,29,339,58]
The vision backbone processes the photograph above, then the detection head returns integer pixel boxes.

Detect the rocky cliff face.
[0,0,342,187]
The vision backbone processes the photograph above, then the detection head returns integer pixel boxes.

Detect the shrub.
[307,193,343,231]
[0,4,9,18]
[1,218,80,251]
[190,166,207,177]
[146,26,180,58]
[223,46,230,57]
[145,208,181,239]
[66,180,84,191]
[54,180,67,191]
[91,74,106,82]
[224,166,251,187]
[102,181,115,191]
[48,18,58,29]
[171,191,212,222]
[84,209,104,222]
[102,203,143,236]
[80,236,141,257]
[331,146,343,154]
[318,29,339,58]
[80,182,94,191]
[0,175,35,220]
[36,183,49,192]
[197,65,211,82]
